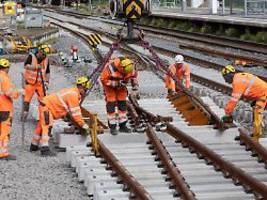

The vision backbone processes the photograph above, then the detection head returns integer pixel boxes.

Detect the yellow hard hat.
[121,58,134,74]
[76,76,92,89]
[38,44,50,54]
[0,59,10,68]
[221,65,236,76]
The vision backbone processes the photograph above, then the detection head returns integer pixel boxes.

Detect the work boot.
[119,122,131,133]
[109,123,118,135]
[0,154,16,161]
[110,128,118,135]
[40,146,56,157]
[30,143,39,152]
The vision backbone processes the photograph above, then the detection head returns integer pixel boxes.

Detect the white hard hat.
[175,55,184,63]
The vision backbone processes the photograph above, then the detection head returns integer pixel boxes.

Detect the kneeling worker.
[221,65,267,141]
[0,59,20,160]
[30,76,92,156]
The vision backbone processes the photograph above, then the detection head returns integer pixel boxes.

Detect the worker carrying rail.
[30,76,92,156]
[101,57,139,135]
[0,59,21,160]
[221,65,267,141]
[165,55,191,95]
[21,44,51,121]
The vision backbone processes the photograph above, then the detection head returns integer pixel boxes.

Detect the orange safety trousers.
[24,82,45,103]
[253,96,267,140]
[0,117,11,158]
[103,85,127,125]
[32,105,53,147]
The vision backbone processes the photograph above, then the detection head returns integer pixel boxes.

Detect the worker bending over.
[221,65,267,141]
[101,57,139,135]
[22,44,50,120]
[0,59,20,160]
[165,54,190,95]
[30,76,91,156]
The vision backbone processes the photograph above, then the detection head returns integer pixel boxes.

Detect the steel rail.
[179,44,267,67]
[239,128,267,167]
[146,124,196,200]
[166,123,267,199]
[98,139,154,200]
[135,24,267,55]
[45,11,267,82]
[44,8,267,55]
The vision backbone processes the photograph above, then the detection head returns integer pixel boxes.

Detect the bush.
[225,27,240,38]
[255,31,267,43]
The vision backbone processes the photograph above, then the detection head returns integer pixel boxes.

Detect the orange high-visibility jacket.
[24,54,48,85]
[165,63,190,91]
[0,71,20,113]
[101,57,138,87]
[42,87,85,127]
[225,72,267,115]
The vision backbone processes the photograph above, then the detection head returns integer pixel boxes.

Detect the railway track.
[44,10,267,84]
[43,10,267,199]
[44,8,267,66]
[66,92,267,199]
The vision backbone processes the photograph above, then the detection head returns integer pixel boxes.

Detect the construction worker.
[30,76,92,156]
[221,65,267,141]
[101,57,139,135]
[0,59,20,160]
[165,54,190,95]
[21,44,50,120]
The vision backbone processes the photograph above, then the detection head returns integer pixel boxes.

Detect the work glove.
[81,124,90,136]
[221,115,233,123]
[118,80,127,87]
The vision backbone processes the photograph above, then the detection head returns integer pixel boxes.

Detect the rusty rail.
[146,124,196,200]
[166,123,267,199]
[239,128,267,167]
[98,139,154,200]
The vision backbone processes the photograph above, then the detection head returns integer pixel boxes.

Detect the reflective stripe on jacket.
[100,57,138,87]
[0,71,19,113]
[24,54,48,84]
[165,63,190,91]
[42,87,85,127]
[225,73,267,115]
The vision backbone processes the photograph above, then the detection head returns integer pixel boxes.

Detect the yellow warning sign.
[123,0,144,19]
[87,34,102,47]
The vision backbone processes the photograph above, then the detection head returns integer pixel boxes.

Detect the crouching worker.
[165,54,190,96]
[221,65,267,141]
[30,76,92,156]
[0,59,20,160]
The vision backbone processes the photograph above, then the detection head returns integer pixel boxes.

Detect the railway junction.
[0,0,267,199]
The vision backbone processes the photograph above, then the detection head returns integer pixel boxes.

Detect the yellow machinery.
[3,1,17,16]
[6,35,33,53]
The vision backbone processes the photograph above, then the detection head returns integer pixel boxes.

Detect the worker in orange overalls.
[21,44,51,120]
[30,76,91,156]
[221,65,267,141]
[101,57,139,135]
[165,54,190,95]
[0,59,20,160]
